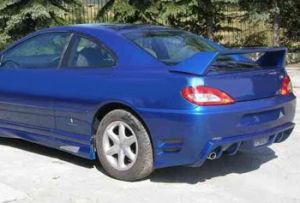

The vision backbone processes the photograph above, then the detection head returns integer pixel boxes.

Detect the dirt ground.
[0,66,299,203]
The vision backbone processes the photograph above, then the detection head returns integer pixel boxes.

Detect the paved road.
[0,68,299,203]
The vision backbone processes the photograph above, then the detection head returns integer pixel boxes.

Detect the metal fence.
[63,0,108,24]
[64,1,271,46]
[216,4,273,47]
[63,0,300,64]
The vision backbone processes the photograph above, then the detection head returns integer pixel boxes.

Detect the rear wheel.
[95,109,153,181]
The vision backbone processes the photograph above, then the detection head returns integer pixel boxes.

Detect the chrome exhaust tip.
[207,151,217,160]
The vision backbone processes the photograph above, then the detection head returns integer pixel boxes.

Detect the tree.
[238,0,298,47]
[280,0,300,49]
[0,0,81,50]
[97,0,232,40]
[97,0,181,25]
[167,0,224,39]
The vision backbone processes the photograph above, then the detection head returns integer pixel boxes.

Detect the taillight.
[182,86,235,106]
[280,75,293,96]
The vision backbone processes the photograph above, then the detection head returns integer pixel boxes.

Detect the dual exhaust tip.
[207,143,241,160]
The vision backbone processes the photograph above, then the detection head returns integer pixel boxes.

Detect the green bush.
[0,0,81,51]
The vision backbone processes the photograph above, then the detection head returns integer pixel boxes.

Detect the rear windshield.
[125,30,217,65]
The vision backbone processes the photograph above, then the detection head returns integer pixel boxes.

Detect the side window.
[1,33,71,69]
[68,36,115,68]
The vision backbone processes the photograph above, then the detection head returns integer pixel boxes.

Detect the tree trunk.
[204,0,214,39]
[272,8,280,46]
[206,15,214,39]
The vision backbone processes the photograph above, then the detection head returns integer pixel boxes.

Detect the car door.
[50,33,116,142]
[0,32,72,140]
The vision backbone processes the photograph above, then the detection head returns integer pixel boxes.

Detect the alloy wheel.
[102,121,138,171]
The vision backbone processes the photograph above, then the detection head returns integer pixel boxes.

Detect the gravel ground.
[0,67,299,203]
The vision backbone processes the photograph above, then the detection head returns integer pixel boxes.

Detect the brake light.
[280,75,293,96]
[182,86,235,106]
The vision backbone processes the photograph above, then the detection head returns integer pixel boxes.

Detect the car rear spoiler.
[170,47,287,76]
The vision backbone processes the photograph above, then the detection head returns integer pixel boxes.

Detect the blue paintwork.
[171,47,287,75]
[0,24,296,168]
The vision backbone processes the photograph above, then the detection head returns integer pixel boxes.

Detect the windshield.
[125,30,218,65]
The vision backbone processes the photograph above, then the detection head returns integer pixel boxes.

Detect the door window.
[67,36,116,68]
[1,33,71,69]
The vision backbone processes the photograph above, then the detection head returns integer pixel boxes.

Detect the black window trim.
[1,31,73,70]
[60,32,118,69]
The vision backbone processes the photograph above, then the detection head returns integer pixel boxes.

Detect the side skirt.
[0,124,96,160]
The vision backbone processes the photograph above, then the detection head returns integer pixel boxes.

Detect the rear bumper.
[191,122,294,167]
[138,94,296,169]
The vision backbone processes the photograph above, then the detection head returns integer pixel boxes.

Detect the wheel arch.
[91,102,153,151]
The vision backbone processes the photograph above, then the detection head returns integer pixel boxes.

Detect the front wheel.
[95,109,153,181]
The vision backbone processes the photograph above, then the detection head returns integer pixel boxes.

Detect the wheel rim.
[102,121,138,171]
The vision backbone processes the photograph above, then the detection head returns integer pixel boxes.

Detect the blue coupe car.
[0,24,296,180]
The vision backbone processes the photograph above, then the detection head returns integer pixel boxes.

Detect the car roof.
[42,23,178,35]
[91,23,175,32]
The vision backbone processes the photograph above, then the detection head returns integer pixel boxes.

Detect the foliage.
[241,31,268,47]
[97,0,240,40]
[0,0,299,56]
[280,1,300,47]
[0,0,81,50]
[97,0,299,50]
[238,0,300,46]
[167,0,224,39]
[97,0,179,24]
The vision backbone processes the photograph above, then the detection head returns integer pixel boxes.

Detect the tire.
[95,109,153,181]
